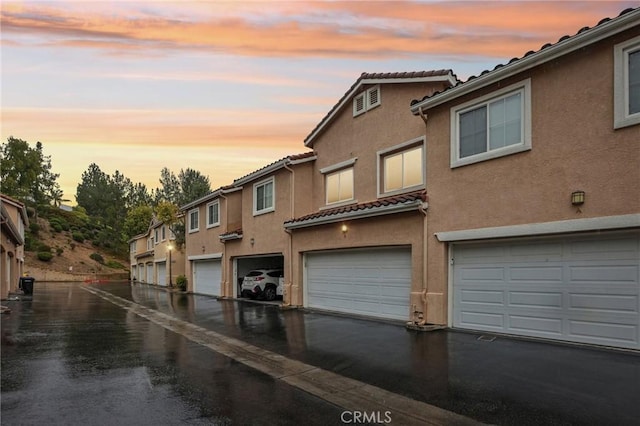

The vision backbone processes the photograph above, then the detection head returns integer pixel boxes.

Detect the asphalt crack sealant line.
[83,286,482,426]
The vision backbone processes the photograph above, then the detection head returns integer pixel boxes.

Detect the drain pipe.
[415,201,429,325]
[282,162,295,307]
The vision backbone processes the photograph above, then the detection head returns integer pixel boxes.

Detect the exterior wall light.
[341,224,348,235]
[250,237,255,246]
[571,190,585,206]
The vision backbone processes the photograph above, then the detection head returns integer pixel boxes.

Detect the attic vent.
[353,93,366,116]
[367,86,380,108]
[353,85,381,117]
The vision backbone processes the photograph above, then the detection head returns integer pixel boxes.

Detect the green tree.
[155,167,210,207]
[123,205,153,240]
[0,137,62,214]
[156,201,185,246]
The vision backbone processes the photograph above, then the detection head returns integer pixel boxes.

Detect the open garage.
[235,254,284,299]
[452,231,640,350]
[304,247,412,321]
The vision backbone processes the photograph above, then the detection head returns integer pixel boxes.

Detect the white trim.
[353,92,366,117]
[377,137,426,198]
[188,208,200,233]
[253,176,275,216]
[435,214,640,242]
[289,155,317,165]
[411,9,640,113]
[367,85,381,110]
[319,157,358,174]
[450,79,532,168]
[188,253,223,261]
[614,34,640,129]
[154,258,167,263]
[180,188,221,211]
[206,199,220,228]
[234,160,284,186]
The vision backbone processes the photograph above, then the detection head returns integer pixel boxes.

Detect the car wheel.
[263,286,276,301]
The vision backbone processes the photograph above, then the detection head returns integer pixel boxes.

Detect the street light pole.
[168,244,173,287]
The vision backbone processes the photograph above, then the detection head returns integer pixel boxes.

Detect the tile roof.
[284,190,427,229]
[232,151,316,185]
[410,7,639,110]
[304,70,456,147]
[219,228,243,241]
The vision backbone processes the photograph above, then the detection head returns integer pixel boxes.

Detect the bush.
[38,243,51,252]
[29,222,40,235]
[89,252,104,264]
[70,242,76,251]
[51,222,63,232]
[56,247,64,256]
[72,232,84,243]
[37,251,53,262]
[106,260,125,270]
[176,275,188,291]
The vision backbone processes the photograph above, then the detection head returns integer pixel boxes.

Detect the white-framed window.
[353,85,381,116]
[161,225,166,241]
[147,237,153,250]
[130,242,136,254]
[207,200,220,228]
[325,168,354,205]
[188,208,199,233]
[154,229,159,245]
[378,138,425,196]
[451,79,531,168]
[253,177,275,215]
[614,35,640,129]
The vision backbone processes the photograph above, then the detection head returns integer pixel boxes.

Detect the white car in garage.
[240,269,284,301]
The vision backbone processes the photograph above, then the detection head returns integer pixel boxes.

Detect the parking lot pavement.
[114,281,640,426]
[5,281,639,425]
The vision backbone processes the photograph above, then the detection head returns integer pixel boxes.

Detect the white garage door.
[146,264,153,284]
[453,232,640,350]
[157,262,166,287]
[306,247,411,321]
[193,259,222,296]
[138,264,144,282]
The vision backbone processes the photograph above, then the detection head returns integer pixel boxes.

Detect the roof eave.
[410,9,640,113]
[284,200,425,230]
[305,72,456,147]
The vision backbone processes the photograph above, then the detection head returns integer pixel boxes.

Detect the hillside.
[25,217,130,282]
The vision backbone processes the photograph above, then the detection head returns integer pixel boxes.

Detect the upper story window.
[451,79,531,168]
[253,177,275,216]
[614,35,640,129]
[326,168,354,205]
[207,200,220,228]
[154,229,159,245]
[161,225,166,241]
[147,237,153,250]
[353,85,381,117]
[378,138,425,196]
[130,242,136,254]
[188,208,199,233]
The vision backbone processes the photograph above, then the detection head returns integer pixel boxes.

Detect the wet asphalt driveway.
[2,281,639,425]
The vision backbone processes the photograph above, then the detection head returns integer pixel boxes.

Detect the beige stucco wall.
[288,80,450,318]
[1,200,26,299]
[422,29,640,325]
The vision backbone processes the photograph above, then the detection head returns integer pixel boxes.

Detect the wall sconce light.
[571,190,585,206]
[341,224,348,236]
[250,237,255,246]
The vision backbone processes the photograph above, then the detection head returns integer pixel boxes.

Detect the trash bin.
[19,276,35,295]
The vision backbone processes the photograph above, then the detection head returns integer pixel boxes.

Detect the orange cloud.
[2,1,634,60]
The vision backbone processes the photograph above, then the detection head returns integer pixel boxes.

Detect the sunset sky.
[1,1,636,204]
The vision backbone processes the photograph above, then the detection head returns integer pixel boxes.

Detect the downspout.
[282,163,295,307]
[220,191,229,297]
[417,107,429,325]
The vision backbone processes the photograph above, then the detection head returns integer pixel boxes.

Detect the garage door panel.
[509,291,563,308]
[453,232,640,349]
[306,248,411,321]
[193,260,221,297]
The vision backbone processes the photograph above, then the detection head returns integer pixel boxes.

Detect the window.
[353,85,381,116]
[326,168,354,205]
[207,200,220,228]
[161,225,166,241]
[379,140,424,195]
[130,242,136,254]
[614,36,640,129]
[188,208,199,233]
[451,79,531,168]
[147,237,153,250]
[253,177,275,215]
[154,229,159,245]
